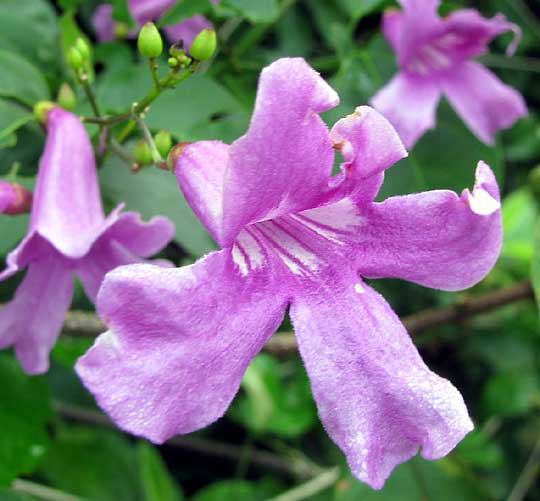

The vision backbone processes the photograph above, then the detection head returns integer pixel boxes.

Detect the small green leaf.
[335,0,387,21]
[0,354,52,486]
[0,50,49,106]
[192,480,277,501]
[0,100,34,143]
[160,0,213,26]
[137,442,184,501]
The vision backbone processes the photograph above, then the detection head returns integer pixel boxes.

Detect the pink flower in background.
[0,107,174,375]
[371,0,527,148]
[0,181,32,215]
[93,0,217,49]
[76,58,502,489]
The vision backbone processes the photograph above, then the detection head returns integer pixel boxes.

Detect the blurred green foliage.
[0,0,539,499]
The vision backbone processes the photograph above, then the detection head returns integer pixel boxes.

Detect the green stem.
[79,76,101,117]
[110,140,136,166]
[508,433,540,501]
[268,467,340,501]
[11,479,83,501]
[149,58,161,88]
[133,112,162,163]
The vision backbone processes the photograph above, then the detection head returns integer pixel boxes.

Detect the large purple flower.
[0,107,174,375]
[76,58,502,489]
[371,0,527,148]
[93,0,217,49]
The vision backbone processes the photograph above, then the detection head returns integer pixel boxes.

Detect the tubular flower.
[0,181,32,215]
[93,0,218,50]
[371,0,527,148]
[0,107,174,375]
[76,58,502,489]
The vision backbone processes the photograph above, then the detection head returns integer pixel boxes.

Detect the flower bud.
[155,130,172,158]
[115,22,130,38]
[169,42,185,58]
[190,29,217,61]
[138,22,163,59]
[75,37,91,62]
[57,83,77,111]
[1,182,32,215]
[33,101,56,124]
[168,57,179,68]
[134,139,153,166]
[67,46,84,70]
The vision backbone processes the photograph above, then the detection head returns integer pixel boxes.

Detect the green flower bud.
[138,22,163,58]
[75,37,91,61]
[190,29,217,61]
[168,57,179,68]
[33,101,56,124]
[57,83,77,111]
[169,42,185,58]
[115,22,130,38]
[154,130,172,158]
[67,46,84,70]
[134,139,153,166]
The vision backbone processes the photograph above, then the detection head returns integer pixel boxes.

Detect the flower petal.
[221,58,339,244]
[76,250,288,443]
[330,106,407,182]
[164,15,213,48]
[371,72,441,148]
[290,274,472,490]
[128,0,174,25]
[441,62,527,145]
[75,211,174,302]
[175,140,228,244]
[0,252,73,374]
[382,9,404,53]
[442,10,521,59]
[31,108,106,257]
[355,162,502,290]
[92,4,116,42]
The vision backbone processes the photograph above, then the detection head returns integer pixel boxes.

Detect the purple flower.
[0,181,32,215]
[0,107,174,375]
[76,58,502,489]
[93,0,217,49]
[371,0,527,148]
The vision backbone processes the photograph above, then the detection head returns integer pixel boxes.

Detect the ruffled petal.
[290,273,472,490]
[330,106,407,183]
[175,141,228,245]
[441,62,527,145]
[75,211,174,302]
[221,58,339,244]
[31,108,106,258]
[442,10,521,59]
[76,250,288,443]
[0,252,73,374]
[371,72,441,148]
[354,162,502,291]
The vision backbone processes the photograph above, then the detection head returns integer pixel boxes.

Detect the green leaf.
[111,0,136,28]
[533,221,540,320]
[147,74,249,143]
[230,355,316,437]
[137,442,184,501]
[160,0,213,26]
[483,371,540,417]
[99,154,216,257]
[0,0,59,75]
[192,480,278,501]
[0,100,34,143]
[0,50,49,106]
[38,425,143,501]
[335,0,388,21]
[223,0,279,22]
[0,354,52,486]
[58,0,81,9]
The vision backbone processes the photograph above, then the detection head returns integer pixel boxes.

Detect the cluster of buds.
[67,37,93,80]
[133,130,173,171]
